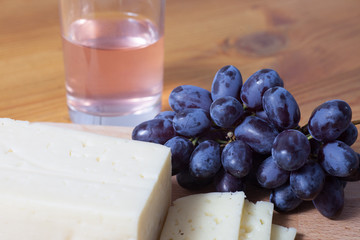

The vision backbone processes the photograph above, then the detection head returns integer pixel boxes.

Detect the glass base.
[68,105,161,127]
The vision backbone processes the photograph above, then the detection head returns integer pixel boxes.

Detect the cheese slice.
[160,191,246,240]
[239,200,274,240]
[270,224,297,240]
[0,118,171,240]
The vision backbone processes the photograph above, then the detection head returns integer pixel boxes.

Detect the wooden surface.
[1,0,360,124]
[1,0,360,239]
[61,123,360,240]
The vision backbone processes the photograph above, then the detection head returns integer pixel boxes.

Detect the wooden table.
[1,0,360,239]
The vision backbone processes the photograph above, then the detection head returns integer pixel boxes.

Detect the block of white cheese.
[0,118,172,240]
[270,224,297,240]
[160,191,246,240]
[239,200,274,240]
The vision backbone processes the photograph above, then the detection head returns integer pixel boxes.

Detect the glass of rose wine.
[59,0,165,126]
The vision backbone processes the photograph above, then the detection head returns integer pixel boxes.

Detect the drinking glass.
[59,0,165,126]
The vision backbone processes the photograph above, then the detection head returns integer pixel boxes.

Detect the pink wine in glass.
[62,14,163,125]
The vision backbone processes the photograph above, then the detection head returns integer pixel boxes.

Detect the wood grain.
[1,0,360,124]
[55,123,360,240]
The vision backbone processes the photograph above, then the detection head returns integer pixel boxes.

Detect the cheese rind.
[270,224,297,240]
[0,118,171,240]
[160,191,246,240]
[239,200,274,240]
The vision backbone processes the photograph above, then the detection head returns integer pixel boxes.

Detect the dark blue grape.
[154,111,176,122]
[234,116,279,154]
[132,119,176,144]
[270,184,303,212]
[308,99,352,142]
[245,152,269,187]
[211,65,243,101]
[337,122,358,146]
[214,169,246,192]
[256,156,290,189]
[173,109,211,137]
[290,161,325,200]
[312,177,344,219]
[210,96,244,128]
[169,85,212,112]
[340,154,360,181]
[164,136,194,175]
[240,69,284,110]
[221,140,252,178]
[255,110,271,123]
[189,140,221,179]
[272,129,310,171]
[262,87,300,130]
[176,169,213,190]
[318,140,359,177]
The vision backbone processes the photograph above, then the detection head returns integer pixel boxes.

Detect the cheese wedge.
[239,200,274,240]
[0,118,171,240]
[160,191,246,240]
[270,224,297,240]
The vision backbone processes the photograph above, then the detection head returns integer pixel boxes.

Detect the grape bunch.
[132,65,359,219]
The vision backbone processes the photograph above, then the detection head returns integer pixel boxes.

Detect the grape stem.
[216,139,229,147]
[352,119,360,125]
[216,131,236,147]
[191,137,199,146]
[306,134,314,141]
